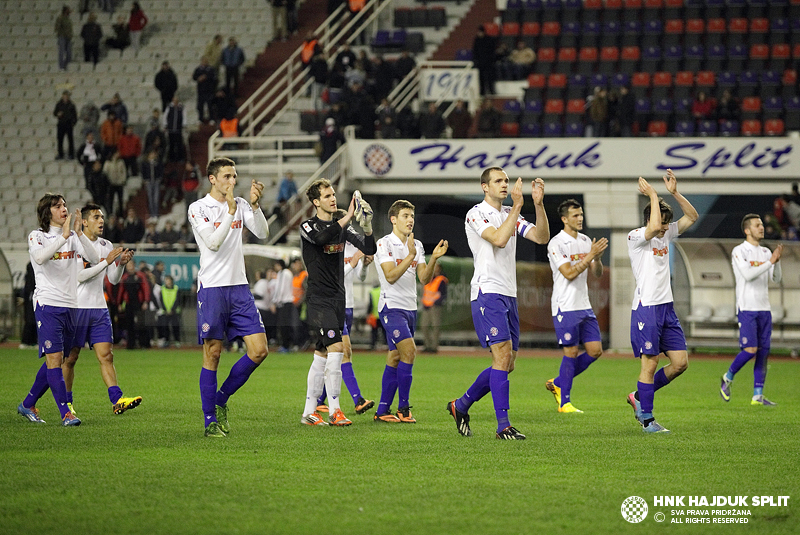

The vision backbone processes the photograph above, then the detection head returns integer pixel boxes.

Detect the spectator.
[310,51,329,111]
[715,89,740,122]
[419,102,446,139]
[193,56,218,123]
[588,87,608,137]
[507,40,535,80]
[421,263,447,353]
[141,220,160,250]
[210,88,237,124]
[300,32,320,68]
[763,213,782,240]
[272,0,288,41]
[396,106,419,138]
[106,15,130,54]
[377,98,397,139]
[252,270,278,345]
[203,34,224,76]
[118,125,142,176]
[104,150,127,216]
[87,160,109,211]
[277,171,299,203]
[617,85,635,137]
[54,90,77,160]
[55,5,73,71]
[448,100,473,138]
[101,93,129,125]
[100,110,123,159]
[472,26,497,95]
[607,89,619,136]
[346,81,375,138]
[145,110,167,154]
[18,262,37,349]
[105,213,124,243]
[154,61,178,112]
[348,0,367,44]
[141,150,164,218]
[394,50,417,82]
[155,275,181,347]
[222,37,245,97]
[122,207,145,244]
[287,0,299,35]
[494,42,511,79]
[182,161,201,212]
[158,220,181,251]
[163,96,186,161]
[692,91,714,121]
[334,43,356,71]
[476,99,501,137]
[128,2,148,53]
[80,12,102,67]
[77,131,102,189]
[178,222,195,249]
[79,100,100,138]
[371,56,394,102]
[319,117,345,163]
[118,261,151,349]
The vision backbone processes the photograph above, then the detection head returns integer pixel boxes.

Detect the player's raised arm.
[639,177,662,240]
[525,178,549,244]
[663,169,698,235]
[419,239,448,284]
[481,177,523,248]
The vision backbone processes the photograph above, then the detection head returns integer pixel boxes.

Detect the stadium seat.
[717,71,737,94]
[539,21,560,48]
[728,18,748,47]
[771,44,791,72]
[789,96,800,130]
[577,47,598,76]
[642,0,664,22]
[719,120,740,136]
[663,19,684,47]
[582,0,602,23]
[611,72,630,88]
[704,44,726,73]
[564,121,583,136]
[674,119,695,136]
[503,99,522,116]
[534,48,556,74]
[604,0,623,23]
[543,121,563,137]
[646,120,667,136]
[521,21,540,47]
[600,21,622,48]
[642,20,663,48]
[695,71,715,89]
[705,18,726,47]
[635,98,652,122]
[547,73,568,99]
[682,44,703,72]
[641,45,661,72]
[484,23,500,36]
[782,69,797,99]
[697,119,718,136]
[580,22,601,49]
[631,72,651,98]
[763,96,783,119]
[620,46,641,74]
[684,18,704,47]
[760,71,781,98]
[622,0,643,22]
[555,47,577,74]
[523,99,543,115]
[544,98,565,115]
[520,120,541,137]
[738,71,759,97]
[764,118,785,135]
[566,73,588,98]
[621,20,642,47]
[560,21,581,49]
[651,71,672,99]
[674,71,694,99]
[770,18,790,46]
[741,97,762,120]
[652,98,673,121]
[663,0,683,19]
[749,18,769,45]
[455,49,472,61]
[500,121,520,137]
[662,45,683,72]
[566,98,585,117]
[748,44,770,72]
[741,119,762,136]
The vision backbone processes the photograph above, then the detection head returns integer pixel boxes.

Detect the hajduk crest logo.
[364,144,393,176]
[621,496,648,523]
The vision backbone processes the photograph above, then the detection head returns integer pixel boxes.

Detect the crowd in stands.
[768,183,800,242]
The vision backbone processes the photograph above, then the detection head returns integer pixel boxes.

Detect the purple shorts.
[343,307,354,337]
[196,284,265,345]
[471,291,520,352]
[630,302,687,358]
[72,308,114,348]
[379,306,417,351]
[34,302,76,357]
[552,308,602,347]
[738,310,772,350]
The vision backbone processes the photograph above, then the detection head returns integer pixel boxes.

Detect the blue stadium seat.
[564,121,583,136]
[675,120,694,136]
[543,121,563,137]
[697,120,718,136]
[521,120,542,137]
[719,120,739,136]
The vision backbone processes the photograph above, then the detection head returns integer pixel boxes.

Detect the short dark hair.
[306,179,332,203]
[643,198,673,225]
[741,213,761,234]
[37,193,66,230]
[388,200,415,220]
[81,202,103,220]
[480,167,504,185]
[207,157,235,179]
[558,199,582,219]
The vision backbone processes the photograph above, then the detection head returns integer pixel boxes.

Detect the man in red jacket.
[118,125,142,176]
[118,260,151,349]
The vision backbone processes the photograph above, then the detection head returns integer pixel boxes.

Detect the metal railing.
[208,134,320,179]
[384,60,478,118]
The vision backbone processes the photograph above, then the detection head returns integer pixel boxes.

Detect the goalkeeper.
[298,180,377,426]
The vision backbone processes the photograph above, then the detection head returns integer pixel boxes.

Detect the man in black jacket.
[154,61,178,112]
[54,91,78,160]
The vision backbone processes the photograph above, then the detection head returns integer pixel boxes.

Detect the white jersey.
[547,230,593,315]
[76,238,125,309]
[28,227,95,308]
[732,241,781,312]
[375,232,425,311]
[465,200,534,300]
[627,221,679,309]
[188,194,267,288]
[252,277,271,311]
[344,241,366,309]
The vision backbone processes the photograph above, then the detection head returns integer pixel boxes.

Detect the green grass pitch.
[1,347,798,535]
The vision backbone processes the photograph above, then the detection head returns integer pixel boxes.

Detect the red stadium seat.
[537,47,556,61]
[728,18,748,34]
[542,21,561,36]
[664,19,684,34]
[623,0,643,7]
[547,73,568,88]
[631,72,651,87]
[706,19,726,34]
[558,47,577,61]
[764,119,785,136]
[528,73,546,88]
[685,19,704,34]
[794,44,800,59]
[741,119,762,136]
[741,96,762,112]
[600,46,620,61]
[675,71,694,87]
[772,44,791,60]
[484,23,500,36]
[522,22,541,36]
[750,44,769,59]
[578,47,599,62]
[544,99,565,114]
[749,18,769,33]
[621,46,641,60]
[783,69,797,85]
[695,71,715,87]
[500,122,520,137]
[502,22,520,36]
[652,72,673,87]
[567,99,586,113]
[647,120,668,136]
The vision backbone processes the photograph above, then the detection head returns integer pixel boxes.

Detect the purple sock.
[317,385,327,406]
[490,369,510,433]
[753,348,769,389]
[200,367,218,426]
[216,355,259,406]
[653,368,671,391]
[397,362,413,408]
[108,386,123,404]
[376,365,398,414]
[66,391,73,403]
[456,367,492,413]
[46,368,70,418]
[729,349,755,378]
[637,381,655,414]
[23,362,50,409]
[573,352,597,376]
[341,362,362,405]
[557,356,576,406]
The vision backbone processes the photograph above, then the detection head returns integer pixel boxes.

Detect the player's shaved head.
[741,213,761,234]
[480,166,504,184]
[37,193,66,230]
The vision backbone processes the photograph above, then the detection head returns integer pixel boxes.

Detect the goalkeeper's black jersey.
[299,216,376,302]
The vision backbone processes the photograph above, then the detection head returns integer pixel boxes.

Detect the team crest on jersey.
[393,329,401,338]
[324,243,344,254]
[644,341,653,350]
[363,143,393,176]
[202,323,210,333]
[490,326,498,336]
[303,222,312,232]
[328,329,335,338]
[44,340,52,349]
[564,332,572,341]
